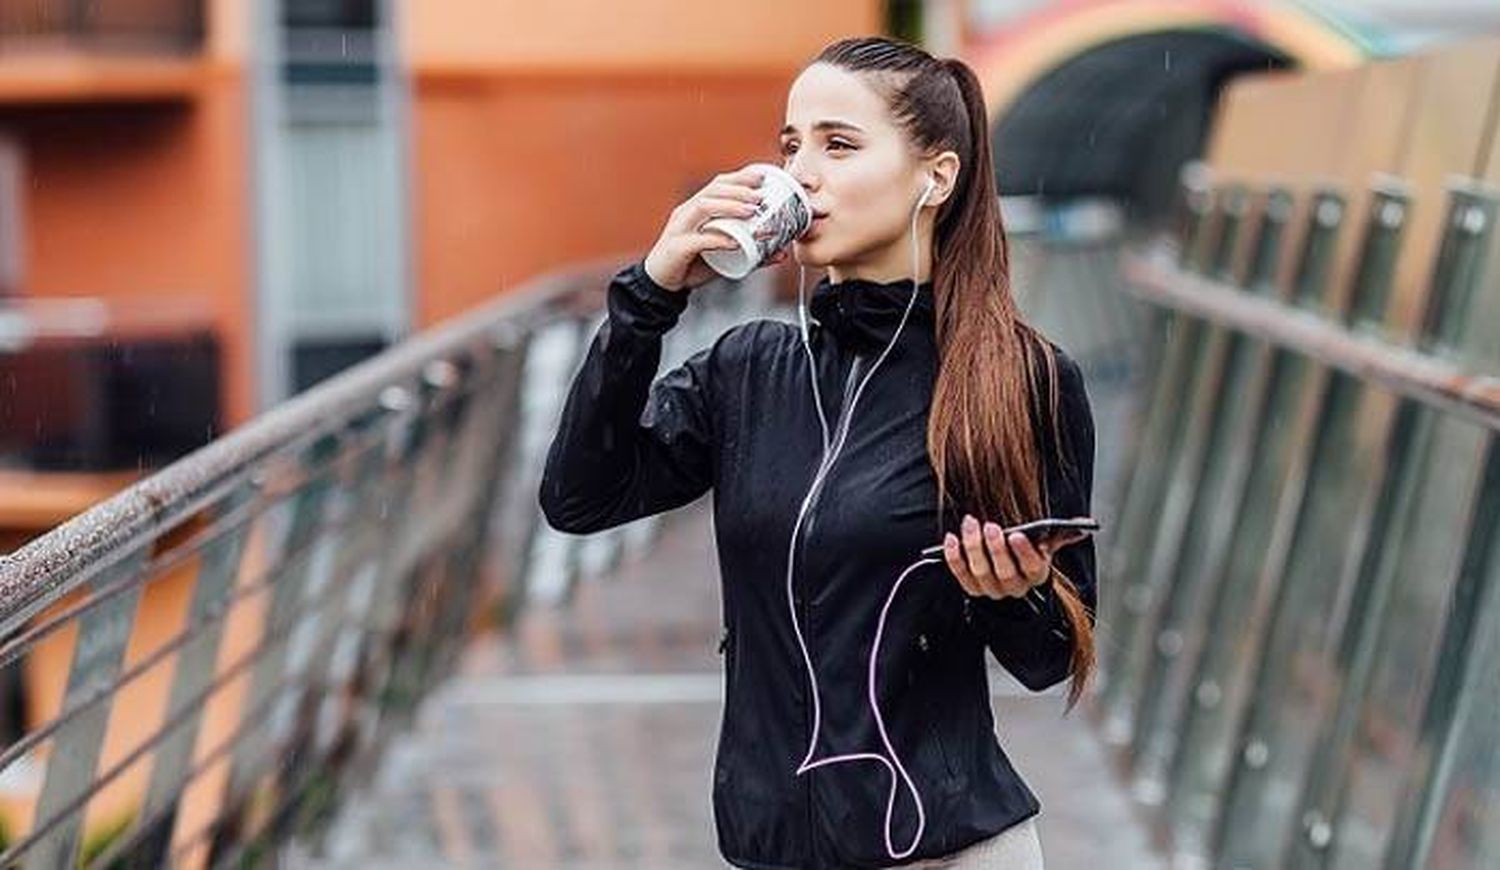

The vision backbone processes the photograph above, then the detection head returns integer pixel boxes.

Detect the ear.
[923,150,961,206]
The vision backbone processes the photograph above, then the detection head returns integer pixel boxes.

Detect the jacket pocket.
[905,643,957,783]
[927,718,965,786]
[718,624,739,690]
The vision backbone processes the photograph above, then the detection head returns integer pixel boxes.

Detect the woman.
[540,35,1097,870]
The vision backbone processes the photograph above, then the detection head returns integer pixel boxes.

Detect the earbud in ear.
[919,176,937,206]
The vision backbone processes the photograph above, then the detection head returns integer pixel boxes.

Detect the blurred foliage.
[79,807,136,868]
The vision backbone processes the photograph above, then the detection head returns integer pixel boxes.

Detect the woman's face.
[780,63,933,277]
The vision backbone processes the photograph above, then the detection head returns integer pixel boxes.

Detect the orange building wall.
[404,0,884,73]
[15,74,254,425]
[0,0,260,849]
[403,0,883,324]
[6,0,254,425]
[412,71,810,322]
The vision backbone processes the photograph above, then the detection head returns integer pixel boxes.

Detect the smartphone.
[921,516,1099,558]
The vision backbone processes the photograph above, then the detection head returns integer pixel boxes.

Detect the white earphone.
[781,168,944,861]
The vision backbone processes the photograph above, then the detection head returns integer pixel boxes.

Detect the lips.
[800,209,828,240]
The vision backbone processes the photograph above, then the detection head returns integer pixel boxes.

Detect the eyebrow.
[779,120,866,137]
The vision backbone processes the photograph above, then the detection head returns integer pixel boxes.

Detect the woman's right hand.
[643,167,769,292]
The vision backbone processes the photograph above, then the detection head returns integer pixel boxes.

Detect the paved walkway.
[309,503,1163,869]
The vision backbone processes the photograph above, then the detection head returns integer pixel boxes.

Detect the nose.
[780,154,816,192]
[784,157,817,194]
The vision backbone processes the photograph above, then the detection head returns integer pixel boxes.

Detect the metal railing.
[1100,166,1499,868]
[0,257,769,866]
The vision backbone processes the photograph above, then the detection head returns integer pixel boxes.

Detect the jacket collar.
[807,274,935,353]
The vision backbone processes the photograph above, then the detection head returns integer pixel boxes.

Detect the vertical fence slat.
[210,436,342,857]
[23,547,148,870]
[128,482,258,866]
[1379,433,1500,869]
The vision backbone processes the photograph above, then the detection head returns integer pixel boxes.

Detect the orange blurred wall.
[5,0,255,425]
[0,0,260,849]
[401,0,884,324]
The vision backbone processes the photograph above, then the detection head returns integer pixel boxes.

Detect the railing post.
[124,481,259,867]
[425,329,531,675]
[208,434,343,862]
[1275,182,1497,868]
[509,316,592,608]
[473,324,534,627]
[330,384,427,787]
[1380,435,1500,868]
[23,546,150,870]
[371,360,473,724]
[349,381,439,746]
[1096,290,1212,743]
[260,407,398,850]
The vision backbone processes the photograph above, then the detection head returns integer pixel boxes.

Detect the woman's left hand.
[942,513,1085,600]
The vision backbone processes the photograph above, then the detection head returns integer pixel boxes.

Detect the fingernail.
[984,522,1002,541]
[1008,532,1026,547]
[944,533,958,550]
[962,515,977,532]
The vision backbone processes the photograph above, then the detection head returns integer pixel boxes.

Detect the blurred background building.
[0,2,1498,866]
[0,0,890,549]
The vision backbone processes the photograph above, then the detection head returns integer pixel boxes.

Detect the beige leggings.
[904,816,1045,869]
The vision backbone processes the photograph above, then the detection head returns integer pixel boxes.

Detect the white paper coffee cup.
[700,163,812,280]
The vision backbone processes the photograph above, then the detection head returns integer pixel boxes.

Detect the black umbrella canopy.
[992,29,1289,222]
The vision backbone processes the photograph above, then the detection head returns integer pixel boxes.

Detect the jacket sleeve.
[538,261,718,535]
[970,346,1098,691]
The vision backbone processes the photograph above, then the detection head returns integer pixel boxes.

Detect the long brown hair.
[812,36,1095,707]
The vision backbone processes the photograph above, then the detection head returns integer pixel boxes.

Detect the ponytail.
[814,39,1097,709]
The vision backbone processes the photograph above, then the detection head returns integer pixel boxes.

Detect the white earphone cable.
[784,177,938,860]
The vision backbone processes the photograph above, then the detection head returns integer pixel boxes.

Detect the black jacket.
[539,261,1098,868]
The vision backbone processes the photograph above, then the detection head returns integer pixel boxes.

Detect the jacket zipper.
[801,353,863,551]
[797,350,864,860]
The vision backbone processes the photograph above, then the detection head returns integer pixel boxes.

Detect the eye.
[780,138,855,155]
